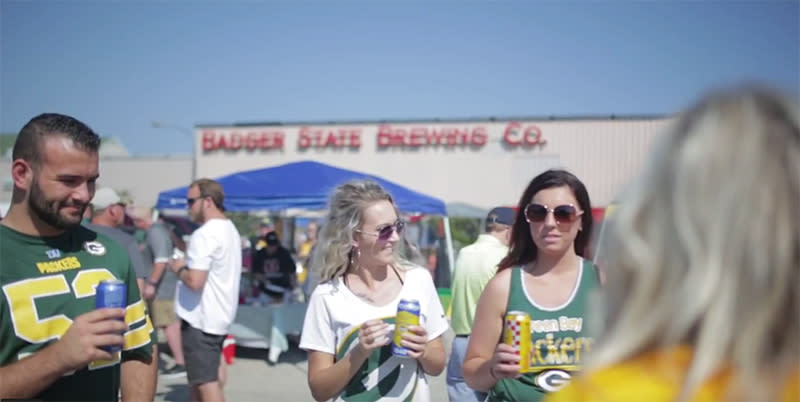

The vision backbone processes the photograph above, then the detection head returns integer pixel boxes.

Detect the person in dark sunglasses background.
[299,180,449,402]
[463,169,598,402]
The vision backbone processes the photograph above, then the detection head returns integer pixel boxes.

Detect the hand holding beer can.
[391,299,421,358]
[95,279,127,353]
[503,311,532,373]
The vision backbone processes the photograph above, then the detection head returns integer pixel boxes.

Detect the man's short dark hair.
[12,113,101,166]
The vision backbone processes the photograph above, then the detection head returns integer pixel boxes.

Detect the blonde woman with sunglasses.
[463,169,599,401]
[547,86,799,402]
[299,180,448,402]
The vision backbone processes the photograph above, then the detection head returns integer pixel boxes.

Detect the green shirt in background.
[450,234,509,335]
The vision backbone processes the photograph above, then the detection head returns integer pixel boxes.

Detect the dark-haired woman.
[462,169,599,402]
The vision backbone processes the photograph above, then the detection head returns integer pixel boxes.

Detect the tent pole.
[442,216,455,278]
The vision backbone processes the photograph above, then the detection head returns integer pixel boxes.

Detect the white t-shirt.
[175,218,242,335]
[300,266,450,402]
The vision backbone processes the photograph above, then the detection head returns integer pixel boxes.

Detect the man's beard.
[190,207,205,224]
[28,176,86,230]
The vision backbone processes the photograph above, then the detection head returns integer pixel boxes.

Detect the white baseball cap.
[92,187,124,210]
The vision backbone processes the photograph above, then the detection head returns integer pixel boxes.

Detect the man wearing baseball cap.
[252,231,297,303]
[447,206,515,402]
[85,187,149,293]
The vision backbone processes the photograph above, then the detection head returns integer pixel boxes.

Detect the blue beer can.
[391,299,421,358]
[95,279,127,352]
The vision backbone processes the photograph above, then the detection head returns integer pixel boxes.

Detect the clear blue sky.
[2,1,798,156]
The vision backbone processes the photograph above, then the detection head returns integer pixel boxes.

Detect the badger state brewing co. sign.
[200,122,546,152]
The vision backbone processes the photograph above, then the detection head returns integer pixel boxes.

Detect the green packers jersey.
[0,224,155,401]
[490,259,599,402]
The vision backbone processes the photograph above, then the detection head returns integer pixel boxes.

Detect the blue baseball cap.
[487,207,515,225]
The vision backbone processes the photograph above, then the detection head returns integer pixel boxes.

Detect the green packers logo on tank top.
[491,260,599,402]
[525,260,596,392]
[335,316,419,402]
[528,314,594,391]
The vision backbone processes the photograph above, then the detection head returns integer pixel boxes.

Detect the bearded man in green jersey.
[0,113,158,401]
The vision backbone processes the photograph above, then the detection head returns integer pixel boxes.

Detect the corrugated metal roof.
[196,113,672,128]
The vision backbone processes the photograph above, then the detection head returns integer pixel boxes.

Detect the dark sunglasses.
[186,196,206,207]
[356,220,405,241]
[524,203,583,224]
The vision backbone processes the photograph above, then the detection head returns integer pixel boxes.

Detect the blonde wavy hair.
[310,180,414,283]
[591,86,800,400]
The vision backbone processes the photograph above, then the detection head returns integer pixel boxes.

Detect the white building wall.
[98,157,192,206]
[556,119,674,206]
[0,117,673,216]
[194,118,674,208]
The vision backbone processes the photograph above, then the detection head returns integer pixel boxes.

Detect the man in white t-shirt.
[169,178,241,402]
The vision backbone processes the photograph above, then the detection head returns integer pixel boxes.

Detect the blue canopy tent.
[156,160,446,214]
[155,161,454,271]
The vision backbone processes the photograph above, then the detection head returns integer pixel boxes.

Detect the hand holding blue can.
[94,279,127,353]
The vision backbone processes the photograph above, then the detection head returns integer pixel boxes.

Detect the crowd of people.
[0,83,797,402]
[298,85,799,402]
[0,114,247,401]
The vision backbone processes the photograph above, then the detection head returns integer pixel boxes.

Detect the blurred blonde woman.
[299,180,448,402]
[548,86,800,402]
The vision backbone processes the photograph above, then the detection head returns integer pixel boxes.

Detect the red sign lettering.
[202,130,285,152]
[297,127,362,148]
[503,122,546,147]
[377,125,488,148]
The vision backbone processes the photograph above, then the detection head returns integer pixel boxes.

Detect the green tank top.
[489,259,599,402]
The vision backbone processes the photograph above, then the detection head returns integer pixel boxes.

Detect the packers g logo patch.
[535,369,571,392]
[336,317,419,401]
[84,241,106,256]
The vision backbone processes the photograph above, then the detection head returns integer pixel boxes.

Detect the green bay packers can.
[391,299,420,358]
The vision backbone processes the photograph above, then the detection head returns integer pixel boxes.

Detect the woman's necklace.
[345,274,378,302]
[344,265,404,303]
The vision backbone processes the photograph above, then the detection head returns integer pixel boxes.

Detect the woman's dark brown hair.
[498,169,593,271]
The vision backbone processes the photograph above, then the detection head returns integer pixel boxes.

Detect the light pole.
[151,121,196,181]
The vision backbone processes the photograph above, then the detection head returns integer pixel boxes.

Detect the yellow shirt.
[546,346,799,402]
[298,241,313,259]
